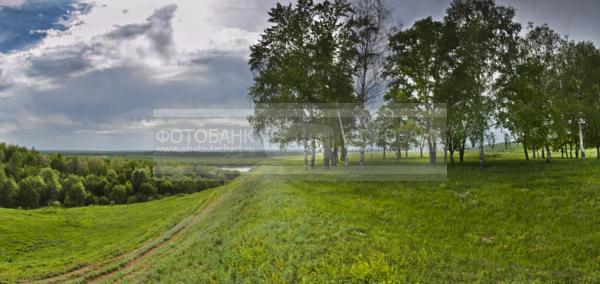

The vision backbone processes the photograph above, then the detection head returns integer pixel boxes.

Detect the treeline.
[0,143,239,209]
[249,0,600,167]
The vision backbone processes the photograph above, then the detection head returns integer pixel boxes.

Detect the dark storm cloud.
[3,53,252,150]
[0,0,91,53]
[105,4,177,58]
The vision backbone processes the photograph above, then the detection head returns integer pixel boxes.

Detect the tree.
[385,17,446,164]
[139,182,158,198]
[50,153,67,173]
[558,41,600,160]
[249,0,357,169]
[131,168,152,192]
[39,167,62,205]
[87,158,108,176]
[444,0,521,167]
[16,176,45,208]
[158,179,175,195]
[351,0,391,167]
[109,184,128,204]
[60,175,84,203]
[6,151,24,179]
[497,23,563,162]
[63,181,87,207]
[0,178,18,208]
[85,174,110,197]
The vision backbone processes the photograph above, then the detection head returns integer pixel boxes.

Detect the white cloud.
[0,0,280,149]
[0,0,25,7]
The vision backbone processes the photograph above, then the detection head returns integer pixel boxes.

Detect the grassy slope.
[0,189,219,282]
[129,155,600,283]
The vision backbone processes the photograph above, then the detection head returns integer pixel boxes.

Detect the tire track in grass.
[25,175,249,284]
[88,174,250,284]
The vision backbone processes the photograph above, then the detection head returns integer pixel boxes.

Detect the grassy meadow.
[2,149,600,282]
[0,187,222,282]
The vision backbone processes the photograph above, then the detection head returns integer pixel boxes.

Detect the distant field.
[0,187,222,282]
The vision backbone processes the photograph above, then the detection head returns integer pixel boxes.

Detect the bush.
[17,176,45,208]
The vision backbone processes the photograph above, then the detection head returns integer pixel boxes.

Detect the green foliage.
[131,168,152,192]
[50,154,67,173]
[87,158,108,176]
[0,178,18,208]
[16,176,44,209]
[158,179,175,195]
[85,174,109,197]
[138,182,158,200]
[63,180,87,207]
[109,184,128,204]
[39,167,62,206]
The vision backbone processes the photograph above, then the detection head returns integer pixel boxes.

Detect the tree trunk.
[532,144,536,159]
[546,144,551,163]
[596,145,599,159]
[304,141,309,170]
[479,135,485,168]
[524,143,529,162]
[359,147,365,168]
[332,145,338,166]
[323,143,331,169]
[428,131,436,164]
[541,146,545,159]
[311,138,316,169]
[382,145,386,159]
[419,137,425,158]
[569,143,573,159]
[579,120,586,160]
[459,138,466,163]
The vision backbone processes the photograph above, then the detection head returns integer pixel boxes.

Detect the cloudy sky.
[0,0,598,150]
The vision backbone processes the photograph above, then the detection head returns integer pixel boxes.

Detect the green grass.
[0,188,220,282]
[128,153,600,283]
[4,151,600,282]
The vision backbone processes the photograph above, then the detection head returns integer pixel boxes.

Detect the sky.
[0,0,599,150]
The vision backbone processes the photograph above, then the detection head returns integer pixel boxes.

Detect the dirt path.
[26,175,247,284]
